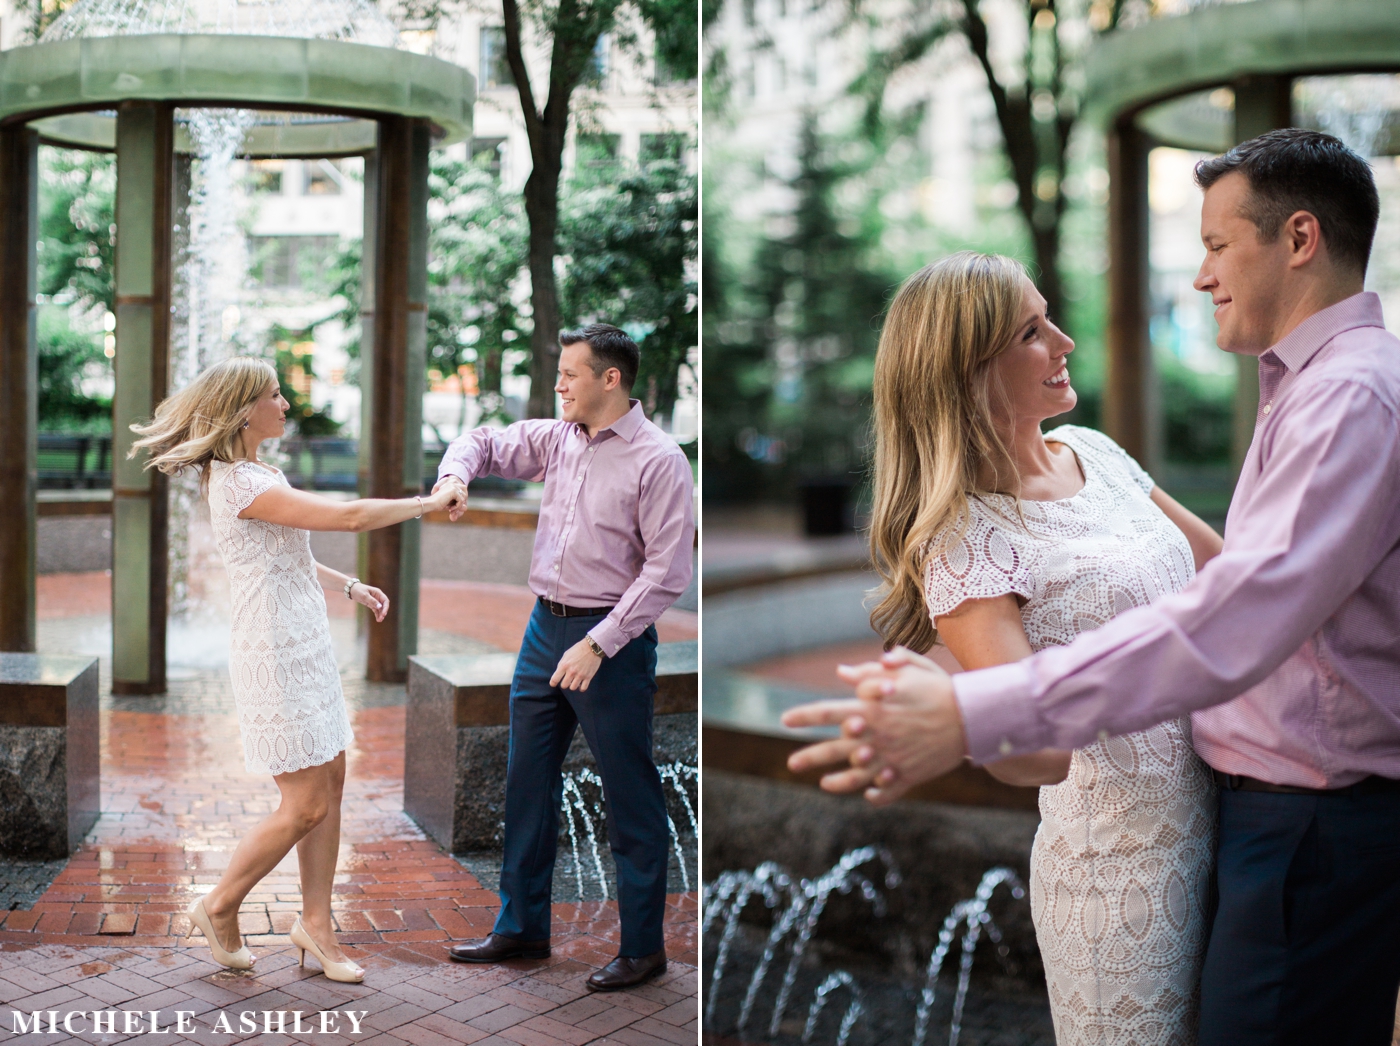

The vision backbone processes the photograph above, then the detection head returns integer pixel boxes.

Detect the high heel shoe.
[186,899,253,970]
[290,918,364,983]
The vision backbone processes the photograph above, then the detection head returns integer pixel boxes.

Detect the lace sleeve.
[923,504,1036,619]
[220,462,280,517]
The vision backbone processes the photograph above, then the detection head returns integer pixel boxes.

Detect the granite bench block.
[0,654,101,858]
[406,641,697,853]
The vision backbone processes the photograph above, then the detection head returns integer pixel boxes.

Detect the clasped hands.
[430,476,471,522]
[780,646,970,805]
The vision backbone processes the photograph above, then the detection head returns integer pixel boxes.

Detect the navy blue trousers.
[1199,787,1400,1045]
[493,603,668,956]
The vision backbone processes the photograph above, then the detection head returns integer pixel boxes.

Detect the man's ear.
[604,367,623,391]
[1286,209,1324,269]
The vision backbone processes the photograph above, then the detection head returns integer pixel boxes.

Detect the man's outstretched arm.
[433,420,560,521]
[785,378,1400,799]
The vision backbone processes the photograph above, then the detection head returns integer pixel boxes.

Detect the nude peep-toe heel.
[186,899,253,970]
[290,918,364,983]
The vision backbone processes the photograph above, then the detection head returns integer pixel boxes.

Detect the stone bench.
[0,654,100,858]
[405,641,697,853]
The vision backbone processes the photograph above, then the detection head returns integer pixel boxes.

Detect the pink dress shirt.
[437,401,694,658]
[954,292,1400,788]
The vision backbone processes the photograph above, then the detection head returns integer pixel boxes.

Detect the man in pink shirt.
[785,130,1400,1042]
[435,324,694,991]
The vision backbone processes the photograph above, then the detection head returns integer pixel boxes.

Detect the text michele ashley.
[8,1008,372,1035]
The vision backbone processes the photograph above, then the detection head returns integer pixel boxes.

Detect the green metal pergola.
[0,34,475,689]
[1083,0,1400,477]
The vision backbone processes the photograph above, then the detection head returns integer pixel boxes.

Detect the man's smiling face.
[1193,170,1295,355]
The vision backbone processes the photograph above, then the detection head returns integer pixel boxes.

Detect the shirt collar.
[578,399,646,443]
[1268,291,1385,374]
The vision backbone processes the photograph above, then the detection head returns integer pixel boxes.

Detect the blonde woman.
[861,254,1221,1042]
[131,356,460,982]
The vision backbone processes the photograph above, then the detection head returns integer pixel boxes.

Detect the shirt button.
[1262,403,1272,415]
[999,739,1012,756]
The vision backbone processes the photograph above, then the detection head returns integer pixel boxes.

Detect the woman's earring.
[242,421,249,428]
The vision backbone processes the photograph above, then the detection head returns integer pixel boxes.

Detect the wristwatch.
[585,636,605,659]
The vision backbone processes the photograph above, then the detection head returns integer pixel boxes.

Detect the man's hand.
[432,476,469,522]
[550,638,603,691]
[780,646,968,806]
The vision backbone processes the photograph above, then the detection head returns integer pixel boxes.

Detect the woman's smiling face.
[988,275,1077,427]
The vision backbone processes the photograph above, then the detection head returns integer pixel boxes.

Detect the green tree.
[427,151,530,425]
[36,148,116,431]
[560,159,696,422]
[704,116,891,502]
[851,0,1133,325]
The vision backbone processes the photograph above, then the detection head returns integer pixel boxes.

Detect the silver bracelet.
[415,495,424,519]
[343,576,360,599]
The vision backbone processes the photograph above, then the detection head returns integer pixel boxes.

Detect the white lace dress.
[207,459,353,776]
[924,425,1216,1046]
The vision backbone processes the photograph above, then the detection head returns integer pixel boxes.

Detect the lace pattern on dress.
[207,460,353,776]
[923,425,1216,1046]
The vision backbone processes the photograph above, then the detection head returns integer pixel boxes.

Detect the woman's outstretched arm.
[239,481,457,533]
[935,596,1072,786]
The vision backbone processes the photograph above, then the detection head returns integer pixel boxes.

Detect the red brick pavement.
[36,574,698,653]
[2,589,698,1042]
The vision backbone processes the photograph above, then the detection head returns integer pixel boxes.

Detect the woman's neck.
[233,433,262,463]
[981,415,1073,499]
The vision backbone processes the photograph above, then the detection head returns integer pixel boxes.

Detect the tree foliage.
[36,148,116,431]
[704,117,891,502]
[560,159,697,421]
[427,151,530,423]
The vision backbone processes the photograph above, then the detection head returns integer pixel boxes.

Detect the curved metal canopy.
[0,33,474,155]
[1085,0,1400,151]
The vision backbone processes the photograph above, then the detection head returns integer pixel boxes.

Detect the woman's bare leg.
[295,751,348,961]
[201,761,334,953]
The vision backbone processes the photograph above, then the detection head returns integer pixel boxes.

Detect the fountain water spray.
[910,867,1024,1046]
[802,971,862,1046]
[703,857,1027,1046]
[168,106,256,621]
[555,761,697,902]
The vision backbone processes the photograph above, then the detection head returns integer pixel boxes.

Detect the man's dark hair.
[560,323,640,391]
[1194,128,1379,275]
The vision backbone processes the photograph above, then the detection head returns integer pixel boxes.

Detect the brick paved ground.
[0,573,698,1044]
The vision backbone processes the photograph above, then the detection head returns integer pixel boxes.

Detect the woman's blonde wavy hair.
[868,251,1029,653]
[128,356,279,483]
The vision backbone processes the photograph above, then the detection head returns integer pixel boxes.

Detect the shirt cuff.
[952,660,1044,765]
[587,618,630,659]
[437,466,471,485]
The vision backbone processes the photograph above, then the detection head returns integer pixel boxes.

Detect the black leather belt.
[1212,769,1400,797]
[539,596,614,618]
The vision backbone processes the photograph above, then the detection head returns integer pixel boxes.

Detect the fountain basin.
[405,643,697,852]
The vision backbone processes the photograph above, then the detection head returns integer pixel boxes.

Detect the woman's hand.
[421,485,454,515]
[351,582,390,623]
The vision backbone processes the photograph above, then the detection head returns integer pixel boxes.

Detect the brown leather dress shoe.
[447,933,550,963]
[585,950,667,991]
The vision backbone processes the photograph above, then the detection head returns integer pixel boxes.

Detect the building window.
[576,133,621,171]
[305,160,343,195]
[247,160,284,194]
[479,27,513,89]
[640,133,686,164]
[470,137,507,178]
[251,235,338,290]
[586,34,609,87]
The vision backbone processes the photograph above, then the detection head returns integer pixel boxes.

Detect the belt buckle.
[548,599,565,617]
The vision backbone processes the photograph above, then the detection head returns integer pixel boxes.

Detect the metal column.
[111,101,174,695]
[359,116,429,682]
[1230,75,1294,475]
[1103,118,1157,475]
[0,124,38,652]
